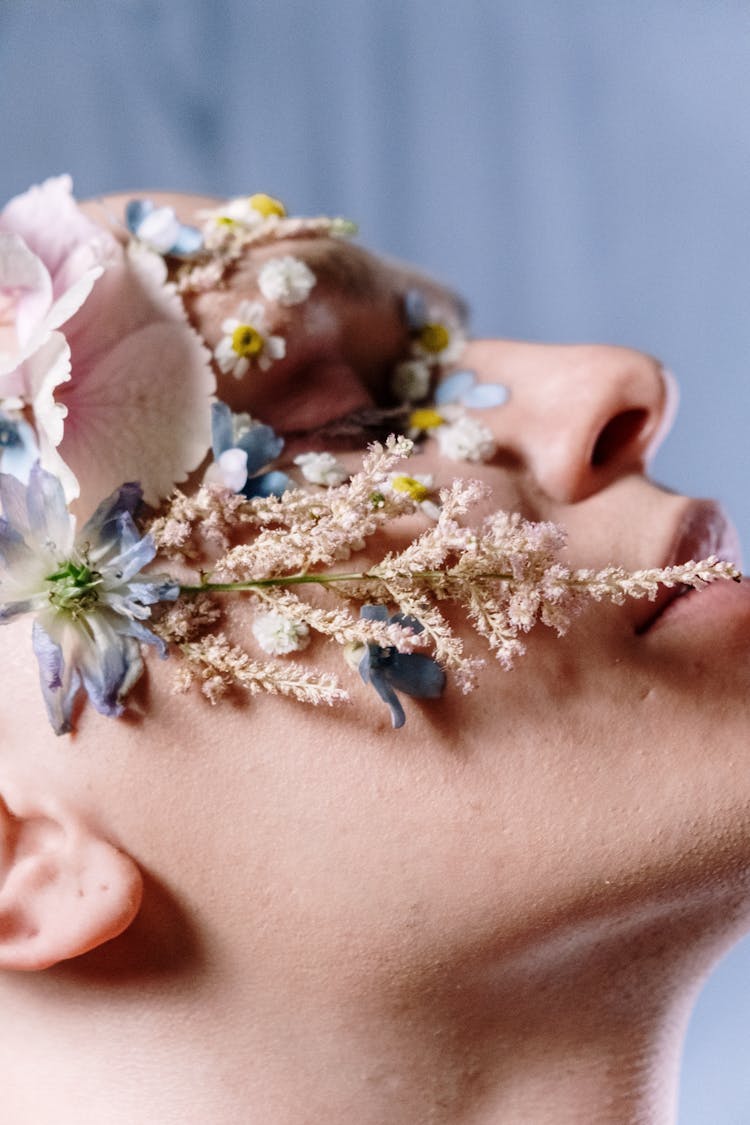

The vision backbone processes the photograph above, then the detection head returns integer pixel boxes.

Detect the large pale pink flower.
[0,178,216,515]
[0,175,111,376]
[57,242,216,514]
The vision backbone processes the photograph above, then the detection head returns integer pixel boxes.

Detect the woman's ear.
[0,792,142,971]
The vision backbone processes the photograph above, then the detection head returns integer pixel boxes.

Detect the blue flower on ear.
[435,369,509,409]
[209,401,291,498]
[357,604,445,729]
[125,199,203,258]
[0,465,179,734]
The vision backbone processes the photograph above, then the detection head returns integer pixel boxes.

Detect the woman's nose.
[462,341,677,503]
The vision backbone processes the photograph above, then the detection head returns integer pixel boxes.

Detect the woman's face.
[6,196,750,986]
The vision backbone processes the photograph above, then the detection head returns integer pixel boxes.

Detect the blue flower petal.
[435,370,476,405]
[211,405,286,495]
[0,517,34,572]
[0,597,37,622]
[117,577,180,607]
[171,225,204,257]
[126,200,203,258]
[0,471,32,538]
[125,199,154,234]
[211,401,235,459]
[435,370,509,410]
[462,383,509,408]
[26,464,72,553]
[359,651,406,729]
[106,527,157,584]
[390,611,424,635]
[239,424,285,477]
[383,651,446,699]
[243,470,291,499]
[357,605,445,728]
[112,510,142,556]
[110,613,169,658]
[32,619,80,735]
[82,482,143,554]
[360,604,390,623]
[77,614,136,718]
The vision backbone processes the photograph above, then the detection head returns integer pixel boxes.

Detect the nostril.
[590,408,649,468]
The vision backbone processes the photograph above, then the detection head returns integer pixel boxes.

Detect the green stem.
[179,569,517,595]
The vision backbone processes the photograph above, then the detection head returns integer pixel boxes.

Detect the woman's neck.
[0,892,737,1125]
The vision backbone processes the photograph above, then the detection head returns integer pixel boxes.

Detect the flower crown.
[0,177,739,735]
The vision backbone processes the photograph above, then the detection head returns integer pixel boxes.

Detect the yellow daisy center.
[216,215,239,227]
[409,408,445,431]
[248,193,287,219]
[418,322,451,354]
[391,475,430,502]
[232,324,265,357]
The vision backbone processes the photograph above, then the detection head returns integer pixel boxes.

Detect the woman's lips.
[641,572,750,636]
[670,500,743,571]
[636,500,745,635]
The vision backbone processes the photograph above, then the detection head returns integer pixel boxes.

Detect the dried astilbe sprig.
[148,485,249,560]
[205,434,424,581]
[155,593,223,644]
[174,633,349,706]
[151,438,740,711]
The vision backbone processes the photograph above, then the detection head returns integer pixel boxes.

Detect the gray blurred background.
[1,0,749,1118]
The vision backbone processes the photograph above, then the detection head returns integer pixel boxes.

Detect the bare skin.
[0,193,747,1124]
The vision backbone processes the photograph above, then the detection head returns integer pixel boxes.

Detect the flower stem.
[178,569,515,595]
[180,571,398,594]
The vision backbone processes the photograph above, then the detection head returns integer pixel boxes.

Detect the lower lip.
[644,574,750,637]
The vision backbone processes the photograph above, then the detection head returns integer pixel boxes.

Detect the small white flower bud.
[258,256,317,306]
[294,451,349,487]
[252,611,310,656]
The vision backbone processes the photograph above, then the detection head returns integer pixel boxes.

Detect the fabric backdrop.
[1,2,749,1118]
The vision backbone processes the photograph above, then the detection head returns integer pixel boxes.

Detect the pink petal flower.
[57,245,215,515]
[0,175,117,298]
[0,233,52,368]
[1,180,215,516]
[0,176,109,376]
[21,331,78,500]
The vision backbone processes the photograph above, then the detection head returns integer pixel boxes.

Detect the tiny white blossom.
[214,300,286,378]
[294,451,349,487]
[252,611,310,655]
[258,256,317,306]
[391,359,431,403]
[435,413,497,462]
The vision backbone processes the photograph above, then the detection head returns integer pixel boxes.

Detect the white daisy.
[214,300,286,378]
[411,312,466,366]
[384,471,441,521]
[201,193,286,231]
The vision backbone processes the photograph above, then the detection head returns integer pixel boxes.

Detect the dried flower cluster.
[148,437,739,712]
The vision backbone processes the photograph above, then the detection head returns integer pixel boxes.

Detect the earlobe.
[0,793,142,971]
